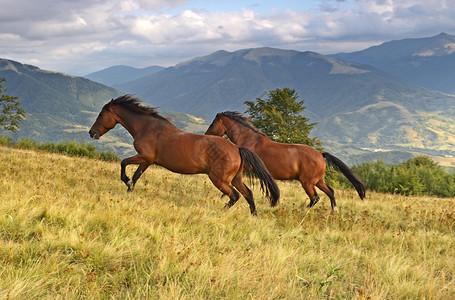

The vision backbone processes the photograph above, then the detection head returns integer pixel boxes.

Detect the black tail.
[239,147,280,206]
[323,152,366,199]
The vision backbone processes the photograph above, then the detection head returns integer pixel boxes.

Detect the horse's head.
[89,100,118,139]
[205,113,228,136]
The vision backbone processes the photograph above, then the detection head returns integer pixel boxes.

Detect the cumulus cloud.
[1,0,455,75]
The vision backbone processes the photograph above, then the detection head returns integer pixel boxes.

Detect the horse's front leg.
[120,154,148,192]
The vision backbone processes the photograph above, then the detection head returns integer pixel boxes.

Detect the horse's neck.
[115,109,176,139]
[226,120,264,148]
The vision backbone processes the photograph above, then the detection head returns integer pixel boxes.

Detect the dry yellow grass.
[1,146,454,299]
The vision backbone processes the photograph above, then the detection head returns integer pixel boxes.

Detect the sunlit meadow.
[1,146,454,299]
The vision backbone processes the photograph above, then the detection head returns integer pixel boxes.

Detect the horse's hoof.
[126,179,134,192]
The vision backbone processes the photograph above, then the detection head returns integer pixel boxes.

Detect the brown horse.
[89,96,279,215]
[205,111,365,211]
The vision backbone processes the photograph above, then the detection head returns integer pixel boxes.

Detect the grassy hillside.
[1,146,454,299]
[0,59,208,157]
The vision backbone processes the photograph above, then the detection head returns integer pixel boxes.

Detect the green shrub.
[0,136,120,162]
[15,137,39,149]
[0,135,13,146]
[348,156,455,197]
[98,150,121,162]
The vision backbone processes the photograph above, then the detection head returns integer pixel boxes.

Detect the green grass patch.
[1,146,454,298]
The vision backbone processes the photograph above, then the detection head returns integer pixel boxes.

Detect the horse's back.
[254,140,325,180]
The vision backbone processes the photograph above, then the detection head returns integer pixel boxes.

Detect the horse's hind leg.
[299,178,320,208]
[224,188,240,210]
[232,173,256,215]
[209,176,241,211]
[317,179,337,211]
[308,191,320,208]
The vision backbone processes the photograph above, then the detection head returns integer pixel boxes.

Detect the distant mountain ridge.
[331,32,455,94]
[116,48,381,119]
[84,65,165,86]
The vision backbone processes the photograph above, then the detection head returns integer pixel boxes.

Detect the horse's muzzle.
[89,129,99,140]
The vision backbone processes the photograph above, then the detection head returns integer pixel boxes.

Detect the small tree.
[0,77,25,132]
[245,87,322,149]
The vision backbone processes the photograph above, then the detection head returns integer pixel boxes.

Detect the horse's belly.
[155,159,205,175]
[268,166,299,180]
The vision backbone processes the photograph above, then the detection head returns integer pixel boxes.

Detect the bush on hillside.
[0,135,119,162]
[0,135,13,146]
[347,156,455,197]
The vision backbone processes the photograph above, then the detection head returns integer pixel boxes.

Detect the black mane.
[220,111,265,136]
[108,95,166,120]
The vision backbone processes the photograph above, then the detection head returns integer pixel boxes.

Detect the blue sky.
[0,0,454,75]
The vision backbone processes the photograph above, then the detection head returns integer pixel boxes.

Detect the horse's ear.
[103,99,114,110]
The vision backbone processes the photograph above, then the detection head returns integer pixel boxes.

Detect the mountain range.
[1,33,455,165]
[332,32,455,94]
[84,65,165,86]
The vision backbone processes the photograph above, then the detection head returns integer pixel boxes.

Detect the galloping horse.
[205,111,365,211]
[89,96,279,215]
